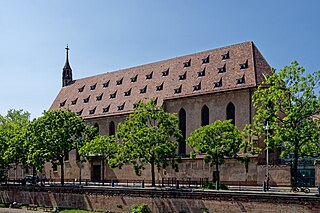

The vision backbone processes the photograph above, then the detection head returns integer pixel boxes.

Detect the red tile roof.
[50,41,271,119]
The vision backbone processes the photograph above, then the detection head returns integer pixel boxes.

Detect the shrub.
[131,204,151,213]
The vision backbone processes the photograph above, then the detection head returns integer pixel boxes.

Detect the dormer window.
[153,97,158,105]
[240,60,248,69]
[221,51,229,60]
[110,91,117,99]
[162,69,169,76]
[133,101,141,109]
[146,72,153,80]
[103,105,110,113]
[156,83,164,91]
[237,75,245,84]
[202,55,209,64]
[116,78,123,85]
[90,83,97,90]
[96,93,103,101]
[71,98,78,105]
[131,75,138,82]
[83,96,90,103]
[89,107,96,115]
[218,64,226,73]
[214,78,222,88]
[118,102,125,111]
[60,100,66,107]
[183,59,191,68]
[198,68,206,77]
[78,86,85,93]
[140,85,147,94]
[179,72,187,80]
[193,82,201,91]
[76,109,83,116]
[124,89,132,96]
[174,85,182,94]
[103,81,110,88]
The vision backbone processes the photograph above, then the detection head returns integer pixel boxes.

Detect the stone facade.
[1,187,319,213]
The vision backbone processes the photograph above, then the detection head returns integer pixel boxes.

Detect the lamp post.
[264,121,269,191]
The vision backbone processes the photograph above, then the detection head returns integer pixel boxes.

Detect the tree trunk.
[215,162,220,190]
[151,161,155,187]
[293,149,299,187]
[102,158,105,186]
[60,158,64,186]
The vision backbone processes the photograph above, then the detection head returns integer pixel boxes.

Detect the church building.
[47,41,282,185]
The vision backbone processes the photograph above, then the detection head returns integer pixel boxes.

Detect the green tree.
[252,61,320,186]
[0,109,30,179]
[79,135,118,183]
[116,99,182,187]
[26,109,96,185]
[187,120,244,189]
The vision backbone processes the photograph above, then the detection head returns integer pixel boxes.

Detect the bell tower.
[62,45,73,87]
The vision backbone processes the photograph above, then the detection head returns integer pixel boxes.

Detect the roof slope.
[50,41,271,119]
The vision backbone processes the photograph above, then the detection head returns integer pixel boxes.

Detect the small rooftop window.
[96,93,103,101]
[140,85,147,94]
[103,105,110,113]
[218,64,226,73]
[77,109,83,116]
[110,91,117,99]
[174,85,182,94]
[179,72,187,80]
[90,83,97,90]
[103,80,110,88]
[162,69,169,77]
[214,78,222,88]
[124,89,132,96]
[202,55,210,64]
[118,102,125,111]
[60,100,66,107]
[153,97,158,105]
[193,82,201,91]
[146,72,153,80]
[116,78,123,85]
[89,107,96,115]
[240,60,248,69]
[221,51,230,60]
[183,59,191,68]
[133,103,139,109]
[156,83,164,91]
[71,98,78,105]
[78,86,85,93]
[198,68,206,77]
[236,75,245,84]
[131,75,138,82]
[83,96,90,103]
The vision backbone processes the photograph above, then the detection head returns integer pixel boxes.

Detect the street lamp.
[263,121,270,191]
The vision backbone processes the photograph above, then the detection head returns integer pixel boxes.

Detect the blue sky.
[1,0,320,118]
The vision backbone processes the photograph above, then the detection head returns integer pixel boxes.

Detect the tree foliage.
[0,109,30,179]
[26,109,96,185]
[116,99,182,187]
[187,120,246,187]
[252,61,320,185]
[79,135,118,181]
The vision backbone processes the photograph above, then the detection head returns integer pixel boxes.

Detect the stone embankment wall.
[0,186,319,213]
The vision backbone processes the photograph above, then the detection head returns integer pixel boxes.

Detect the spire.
[62,44,73,87]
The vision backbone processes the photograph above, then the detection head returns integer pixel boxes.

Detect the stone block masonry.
[0,186,319,213]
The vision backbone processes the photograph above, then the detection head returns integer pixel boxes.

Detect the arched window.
[109,121,115,136]
[94,123,99,134]
[226,102,235,125]
[178,108,186,155]
[201,105,209,126]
